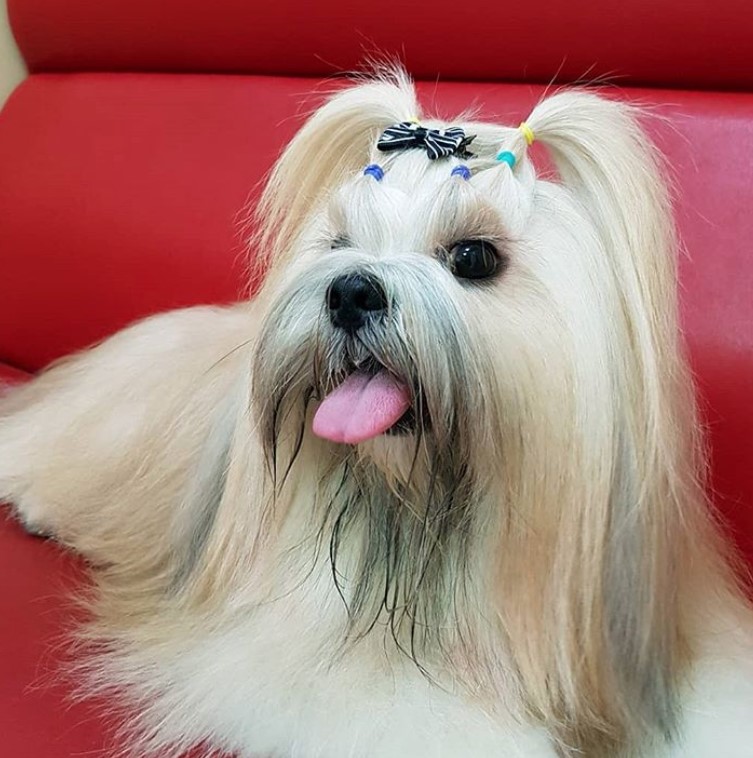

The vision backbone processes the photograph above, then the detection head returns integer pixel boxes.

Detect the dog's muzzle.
[312,271,416,444]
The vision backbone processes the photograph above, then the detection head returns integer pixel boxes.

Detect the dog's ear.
[525,90,675,328]
[253,70,419,275]
[502,92,730,752]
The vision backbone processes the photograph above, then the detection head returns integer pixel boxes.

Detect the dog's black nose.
[327,274,387,333]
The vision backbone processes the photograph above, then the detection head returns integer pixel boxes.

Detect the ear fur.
[507,90,742,754]
[253,69,419,275]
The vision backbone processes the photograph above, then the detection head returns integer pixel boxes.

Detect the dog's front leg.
[0,303,255,569]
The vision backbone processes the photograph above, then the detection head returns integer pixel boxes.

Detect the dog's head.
[244,72,726,754]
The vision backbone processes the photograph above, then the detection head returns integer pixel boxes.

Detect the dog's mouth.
[312,357,419,444]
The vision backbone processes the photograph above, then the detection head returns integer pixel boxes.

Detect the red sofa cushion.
[0,73,311,370]
[0,518,110,756]
[0,365,108,755]
[0,362,28,390]
[9,0,753,91]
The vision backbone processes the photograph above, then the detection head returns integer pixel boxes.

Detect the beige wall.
[0,0,26,110]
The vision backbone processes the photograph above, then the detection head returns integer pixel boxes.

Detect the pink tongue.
[313,370,411,444]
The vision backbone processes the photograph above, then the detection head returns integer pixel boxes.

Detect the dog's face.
[253,145,609,478]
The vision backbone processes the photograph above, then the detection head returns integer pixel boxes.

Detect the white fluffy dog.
[2,72,753,757]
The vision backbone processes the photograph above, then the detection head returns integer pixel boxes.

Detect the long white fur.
[1,71,752,757]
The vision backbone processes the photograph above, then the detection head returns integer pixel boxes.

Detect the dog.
[2,70,753,757]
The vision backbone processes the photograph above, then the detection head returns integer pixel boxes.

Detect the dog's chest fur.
[153,552,560,758]
[149,537,753,758]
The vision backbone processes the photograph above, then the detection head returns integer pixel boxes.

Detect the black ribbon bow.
[377,122,475,161]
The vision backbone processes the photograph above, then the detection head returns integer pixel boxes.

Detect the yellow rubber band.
[519,121,535,146]
[408,116,421,124]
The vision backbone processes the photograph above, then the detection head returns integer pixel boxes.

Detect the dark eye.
[449,240,500,280]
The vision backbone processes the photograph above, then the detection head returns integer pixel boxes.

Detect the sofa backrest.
[9,0,753,90]
[1,0,752,566]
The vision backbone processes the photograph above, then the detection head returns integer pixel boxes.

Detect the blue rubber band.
[363,163,384,181]
[450,165,471,180]
[495,151,516,168]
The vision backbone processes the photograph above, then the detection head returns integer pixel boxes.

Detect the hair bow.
[377,122,475,161]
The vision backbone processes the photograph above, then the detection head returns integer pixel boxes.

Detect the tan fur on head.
[1,69,751,758]
[254,69,420,276]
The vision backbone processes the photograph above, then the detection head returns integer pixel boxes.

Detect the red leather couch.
[1,1,752,755]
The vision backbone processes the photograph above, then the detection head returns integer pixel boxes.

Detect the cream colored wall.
[0,0,26,110]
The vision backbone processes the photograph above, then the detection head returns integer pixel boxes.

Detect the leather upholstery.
[0,363,103,754]
[9,0,753,90]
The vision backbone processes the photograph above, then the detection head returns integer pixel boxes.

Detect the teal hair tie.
[495,151,516,168]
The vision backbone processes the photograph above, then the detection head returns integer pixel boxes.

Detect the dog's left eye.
[449,240,500,280]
